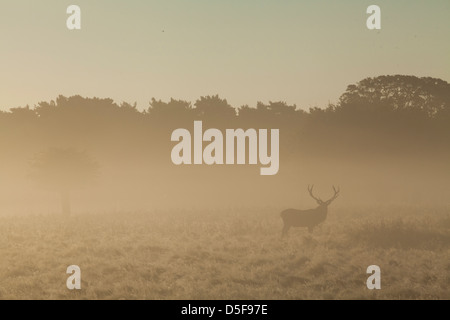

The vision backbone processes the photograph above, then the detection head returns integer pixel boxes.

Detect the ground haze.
[0,206,448,300]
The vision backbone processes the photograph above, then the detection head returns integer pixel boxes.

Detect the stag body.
[281,185,339,237]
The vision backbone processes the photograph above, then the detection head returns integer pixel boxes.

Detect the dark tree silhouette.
[148,98,192,116]
[9,106,37,121]
[29,148,99,215]
[338,75,450,117]
[238,101,298,122]
[194,95,236,124]
[148,98,193,126]
[256,101,297,116]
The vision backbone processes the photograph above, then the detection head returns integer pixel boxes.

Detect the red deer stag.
[281,185,340,237]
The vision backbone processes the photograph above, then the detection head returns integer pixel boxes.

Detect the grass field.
[0,205,449,300]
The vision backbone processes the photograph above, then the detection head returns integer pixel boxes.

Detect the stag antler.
[327,185,340,202]
[307,185,322,202]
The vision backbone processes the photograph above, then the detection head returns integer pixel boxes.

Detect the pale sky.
[0,0,449,111]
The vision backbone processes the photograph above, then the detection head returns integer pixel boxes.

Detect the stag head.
[308,185,340,206]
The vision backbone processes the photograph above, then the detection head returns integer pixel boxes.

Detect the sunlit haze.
[1,0,449,110]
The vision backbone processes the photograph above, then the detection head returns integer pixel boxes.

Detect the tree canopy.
[338,75,450,117]
[29,148,99,191]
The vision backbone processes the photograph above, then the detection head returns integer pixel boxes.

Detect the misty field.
[0,206,449,300]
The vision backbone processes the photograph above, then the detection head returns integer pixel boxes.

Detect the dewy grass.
[0,206,448,300]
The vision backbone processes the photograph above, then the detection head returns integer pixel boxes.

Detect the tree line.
[1,75,448,161]
[0,75,449,213]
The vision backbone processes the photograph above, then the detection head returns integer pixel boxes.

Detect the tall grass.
[0,206,448,300]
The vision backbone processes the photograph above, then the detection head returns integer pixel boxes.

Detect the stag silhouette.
[280,185,340,237]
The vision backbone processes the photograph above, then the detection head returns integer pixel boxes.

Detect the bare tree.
[29,148,99,215]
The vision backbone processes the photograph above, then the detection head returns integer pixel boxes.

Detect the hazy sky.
[1,0,449,111]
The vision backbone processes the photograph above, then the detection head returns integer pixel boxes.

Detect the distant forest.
[1,75,449,212]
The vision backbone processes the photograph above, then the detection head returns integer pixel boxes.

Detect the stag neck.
[316,204,329,215]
